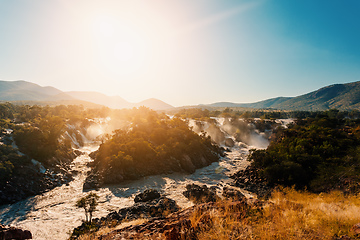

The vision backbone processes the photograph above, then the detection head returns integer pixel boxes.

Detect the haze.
[0,0,359,106]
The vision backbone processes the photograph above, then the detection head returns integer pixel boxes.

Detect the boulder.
[183,184,218,203]
[179,155,196,173]
[134,189,161,203]
[222,186,245,201]
[0,224,32,239]
[224,138,235,147]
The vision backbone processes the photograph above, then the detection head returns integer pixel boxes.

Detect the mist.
[189,118,272,149]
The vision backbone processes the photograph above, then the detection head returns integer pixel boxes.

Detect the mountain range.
[203,81,360,111]
[1,80,360,111]
[0,80,174,110]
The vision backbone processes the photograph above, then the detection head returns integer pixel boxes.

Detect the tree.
[75,192,100,223]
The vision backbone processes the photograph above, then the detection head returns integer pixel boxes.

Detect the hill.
[0,80,70,101]
[204,81,360,111]
[66,91,132,109]
[0,80,174,110]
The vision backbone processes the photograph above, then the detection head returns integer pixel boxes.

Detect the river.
[0,118,271,239]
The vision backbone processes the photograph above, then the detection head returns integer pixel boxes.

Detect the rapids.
[0,118,272,240]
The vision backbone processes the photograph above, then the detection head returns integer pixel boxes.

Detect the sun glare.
[91,15,151,76]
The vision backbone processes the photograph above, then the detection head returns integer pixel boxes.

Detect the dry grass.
[76,189,360,239]
[77,218,148,240]
[196,188,360,240]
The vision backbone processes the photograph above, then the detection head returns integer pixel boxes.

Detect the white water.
[0,118,270,240]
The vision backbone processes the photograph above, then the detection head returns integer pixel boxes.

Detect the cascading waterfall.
[0,117,274,240]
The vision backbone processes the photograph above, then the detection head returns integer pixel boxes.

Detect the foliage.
[0,144,27,182]
[90,107,221,183]
[171,107,360,120]
[248,111,360,192]
[76,192,100,223]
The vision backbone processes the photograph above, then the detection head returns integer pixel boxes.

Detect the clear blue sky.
[0,0,359,106]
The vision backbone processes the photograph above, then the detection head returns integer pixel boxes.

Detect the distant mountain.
[271,81,360,110]
[204,81,360,111]
[135,98,174,110]
[66,91,132,109]
[206,97,292,109]
[0,80,69,101]
[0,80,174,110]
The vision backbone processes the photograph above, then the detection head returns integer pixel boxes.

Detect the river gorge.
[0,117,281,239]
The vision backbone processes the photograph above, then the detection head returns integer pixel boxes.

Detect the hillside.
[66,91,132,109]
[0,80,174,110]
[0,80,69,101]
[273,81,360,110]
[204,81,360,111]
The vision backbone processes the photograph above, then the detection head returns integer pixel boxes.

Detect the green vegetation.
[0,144,27,182]
[171,106,360,120]
[0,103,113,204]
[89,107,222,184]
[248,110,360,192]
[76,193,100,223]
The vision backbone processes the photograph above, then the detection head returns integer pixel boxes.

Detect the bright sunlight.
[91,15,151,76]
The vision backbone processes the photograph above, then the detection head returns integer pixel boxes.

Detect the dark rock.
[179,155,196,173]
[352,223,360,235]
[97,202,215,240]
[71,193,180,239]
[83,173,101,190]
[222,186,245,201]
[74,149,83,156]
[230,165,271,199]
[0,224,32,239]
[118,196,179,220]
[224,138,235,147]
[183,184,219,203]
[134,189,161,203]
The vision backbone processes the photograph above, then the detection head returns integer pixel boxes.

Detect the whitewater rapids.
[0,118,272,240]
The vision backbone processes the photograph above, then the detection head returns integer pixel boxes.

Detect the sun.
[91,15,151,76]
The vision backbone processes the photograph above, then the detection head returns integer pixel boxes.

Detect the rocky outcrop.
[97,202,216,240]
[183,184,219,203]
[0,224,32,240]
[179,155,196,173]
[224,138,235,147]
[230,165,271,199]
[96,198,255,240]
[134,189,161,203]
[222,186,245,201]
[70,189,179,239]
[0,164,74,205]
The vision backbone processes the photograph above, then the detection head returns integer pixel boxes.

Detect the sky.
[0,0,359,107]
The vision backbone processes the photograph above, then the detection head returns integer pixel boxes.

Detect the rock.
[0,224,32,239]
[119,196,179,219]
[83,173,101,190]
[134,189,161,203]
[230,165,271,199]
[74,149,83,156]
[97,202,215,240]
[179,155,196,173]
[224,138,235,147]
[352,223,360,235]
[222,186,245,200]
[183,184,219,203]
[71,191,181,239]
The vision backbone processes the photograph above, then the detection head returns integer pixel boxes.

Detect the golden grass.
[75,189,360,239]
[196,188,360,240]
[77,218,148,240]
